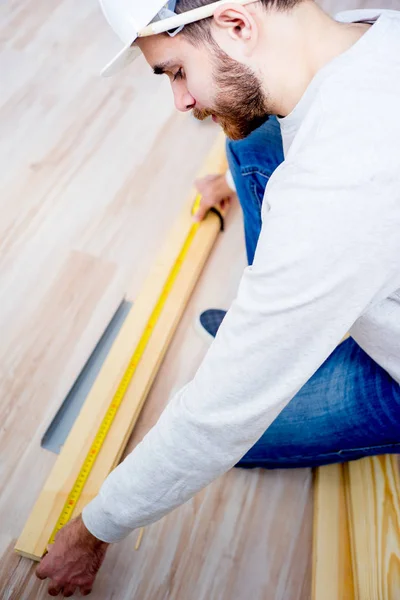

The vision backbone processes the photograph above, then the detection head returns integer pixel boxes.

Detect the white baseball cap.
[99,0,256,77]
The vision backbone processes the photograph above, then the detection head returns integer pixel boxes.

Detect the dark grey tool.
[41,300,133,454]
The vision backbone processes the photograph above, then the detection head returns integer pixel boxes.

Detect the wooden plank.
[312,464,355,600]
[345,456,400,600]
[15,132,228,561]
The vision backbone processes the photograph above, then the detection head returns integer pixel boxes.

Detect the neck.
[256,1,371,116]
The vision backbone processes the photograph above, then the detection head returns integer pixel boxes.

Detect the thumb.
[193,200,211,222]
[36,558,49,580]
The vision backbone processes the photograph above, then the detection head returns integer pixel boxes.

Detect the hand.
[36,515,109,597]
[194,173,236,221]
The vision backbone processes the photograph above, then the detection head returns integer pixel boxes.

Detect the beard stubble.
[193,48,270,140]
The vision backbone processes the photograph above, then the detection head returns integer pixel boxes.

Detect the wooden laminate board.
[312,464,355,600]
[346,456,400,600]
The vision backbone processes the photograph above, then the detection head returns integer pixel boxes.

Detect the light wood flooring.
[0,1,398,598]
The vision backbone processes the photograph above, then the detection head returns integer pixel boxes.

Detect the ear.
[212,3,258,52]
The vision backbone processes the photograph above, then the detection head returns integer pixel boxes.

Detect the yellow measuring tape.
[48,196,205,547]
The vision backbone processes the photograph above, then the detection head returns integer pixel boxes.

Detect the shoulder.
[274,76,400,199]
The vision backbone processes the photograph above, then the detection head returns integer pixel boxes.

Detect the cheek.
[188,78,214,109]
[185,65,216,109]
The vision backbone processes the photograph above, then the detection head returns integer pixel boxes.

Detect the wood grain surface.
[1,0,399,598]
[312,464,355,600]
[346,456,400,600]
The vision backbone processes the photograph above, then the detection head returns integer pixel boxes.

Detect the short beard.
[193,47,270,140]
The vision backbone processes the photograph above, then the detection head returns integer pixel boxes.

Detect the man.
[37,0,400,596]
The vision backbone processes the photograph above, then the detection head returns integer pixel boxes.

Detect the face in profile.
[193,46,270,140]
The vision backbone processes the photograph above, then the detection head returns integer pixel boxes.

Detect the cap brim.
[101,40,141,77]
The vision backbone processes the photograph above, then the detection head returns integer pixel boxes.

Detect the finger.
[194,204,209,222]
[220,197,231,211]
[61,585,76,597]
[48,583,62,596]
[36,562,49,580]
[36,570,47,581]
[81,586,93,596]
[199,196,216,217]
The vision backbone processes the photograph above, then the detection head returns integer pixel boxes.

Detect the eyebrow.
[153,60,178,75]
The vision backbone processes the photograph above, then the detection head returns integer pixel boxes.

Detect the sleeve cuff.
[225,169,237,193]
[82,495,135,544]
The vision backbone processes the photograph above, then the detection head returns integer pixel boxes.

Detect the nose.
[173,83,195,112]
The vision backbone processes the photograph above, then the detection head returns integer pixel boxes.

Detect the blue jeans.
[226,118,400,469]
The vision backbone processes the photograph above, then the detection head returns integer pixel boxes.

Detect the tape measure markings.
[48,198,204,546]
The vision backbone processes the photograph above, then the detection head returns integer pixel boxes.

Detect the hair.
[175,0,303,44]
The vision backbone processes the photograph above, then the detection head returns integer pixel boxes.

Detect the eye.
[173,68,184,82]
